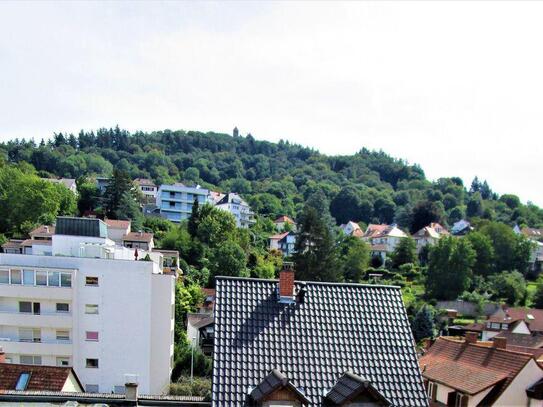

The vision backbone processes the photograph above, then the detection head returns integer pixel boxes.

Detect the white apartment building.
[134,178,158,201]
[214,193,255,228]
[0,217,175,395]
[156,184,209,223]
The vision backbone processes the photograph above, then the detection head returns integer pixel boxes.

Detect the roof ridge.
[438,337,535,358]
[215,275,400,289]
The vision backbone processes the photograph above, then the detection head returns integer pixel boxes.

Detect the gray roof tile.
[212,277,427,406]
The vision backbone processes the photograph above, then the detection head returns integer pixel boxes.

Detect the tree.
[466,231,495,277]
[330,186,361,225]
[412,305,435,342]
[391,237,417,269]
[467,192,484,218]
[196,204,237,248]
[410,201,443,234]
[114,191,144,230]
[338,236,370,283]
[293,205,340,282]
[103,169,136,217]
[188,197,200,238]
[76,178,101,215]
[209,241,248,282]
[426,237,476,300]
[489,271,527,306]
[533,278,543,309]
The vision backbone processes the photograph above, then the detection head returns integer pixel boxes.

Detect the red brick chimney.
[0,347,5,363]
[465,332,478,344]
[279,266,295,299]
[493,337,507,350]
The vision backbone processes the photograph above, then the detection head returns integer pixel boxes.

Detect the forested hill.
[2,127,542,230]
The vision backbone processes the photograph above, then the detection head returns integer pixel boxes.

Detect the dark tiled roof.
[0,364,80,391]
[420,337,533,400]
[249,369,310,404]
[324,371,391,406]
[212,277,427,406]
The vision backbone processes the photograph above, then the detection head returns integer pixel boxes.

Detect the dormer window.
[249,369,310,407]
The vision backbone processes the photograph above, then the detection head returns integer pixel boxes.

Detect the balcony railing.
[0,337,72,345]
[0,309,71,316]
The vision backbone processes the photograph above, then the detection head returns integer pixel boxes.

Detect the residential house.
[95,177,109,194]
[0,347,83,392]
[274,215,296,232]
[268,231,296,257]
[122,231,155,251]
[420,334,543,406]
[134,178,157,201]
[413,223,449,252]
[0,216,175,394]
[514,227,543,276]
[186,288,216,357]
[362,224,408,262]
[518,227,543,242]
[156,184,209,223]
[44,178,77,194]
[451,219,473,236]
[104,219,131,245]
[339,221,363,237]
[213,192,255,228]
[211,269,428,406]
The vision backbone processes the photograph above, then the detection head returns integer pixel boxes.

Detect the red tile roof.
[0,364,81,391]
[104,219,131,229]
[274,215,295,224]
[269,232,290,240]
[420,337,534,399]
[122,232,154,243]
[488,307,543,333]
[29,225,55,236]
[363,224,389,238]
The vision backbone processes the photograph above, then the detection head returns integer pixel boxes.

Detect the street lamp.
[190,336,196,388]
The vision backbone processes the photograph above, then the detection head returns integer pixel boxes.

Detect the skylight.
[15,372,31,390]
[528,314,535,320]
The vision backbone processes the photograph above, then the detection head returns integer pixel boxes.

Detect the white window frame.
[85,304,99,314]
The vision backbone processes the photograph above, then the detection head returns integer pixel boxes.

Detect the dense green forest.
[2,126,543,231]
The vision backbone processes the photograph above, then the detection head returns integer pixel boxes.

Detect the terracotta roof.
[494,331,543,348]
[521,227,543,240]
[363,224,390,238]
[134,178,156,187]
[1,240,23,249]
[122,232,154,243]
[274,215,295,224]
[21,239,51,246]
[202,288,215,297]
[462,322,485,332]
[488,307,543,332]
[269,232,290,240]
[0,364,80,391]
[420,337,533,399]
[104,219,131,229]
[29,225,55,236]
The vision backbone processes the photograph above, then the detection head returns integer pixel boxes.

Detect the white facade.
[156,184,209,223]
[214,193,255,228]
[0,233,175,395]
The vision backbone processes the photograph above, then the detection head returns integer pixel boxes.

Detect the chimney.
[279,264,295,301]
[465,332,478,344]
[124,374,138,402]
[493,337,507,350]
[0,346,5,363]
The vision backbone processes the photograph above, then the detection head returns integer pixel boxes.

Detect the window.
[169,201,175,207]
[86,331,99,341]
[48,271,60,287]
[427,381,437,401]
[36,271,47,286]
[15,373,31,390]
[56,330,70,341]
[455,393,468,407]
[20,355,41,365]
[19,328,40,343]
[57,357,70,367]
[86,384,99,393]
[85,276,99,286]
[85,304,99,314]
[56,303,69,313]
[60,273,72,287]
[11,269,22,285]
[86,358,99,368]
[0,269,8,284]
[491,323,501,329]
[18,301,40,315]
[23,270,35,285]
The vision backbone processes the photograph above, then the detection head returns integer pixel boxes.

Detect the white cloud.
[0,1,542,205]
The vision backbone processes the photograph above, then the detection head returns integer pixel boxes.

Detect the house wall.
[513,321,531,334]
[495,359,543,406]
[0,253,174,395]
[432,381,492,407]
[62,371,83,392]
[107,228,129,245]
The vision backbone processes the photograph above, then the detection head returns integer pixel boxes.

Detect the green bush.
[169,376,211,399]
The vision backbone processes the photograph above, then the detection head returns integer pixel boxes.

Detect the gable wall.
[495,359,543,406]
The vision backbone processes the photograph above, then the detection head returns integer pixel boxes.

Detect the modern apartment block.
[156,183,209,222]
[214,193,255,228]
[0,217,175,395]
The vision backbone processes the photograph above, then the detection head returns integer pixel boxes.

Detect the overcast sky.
[1,1,542,205]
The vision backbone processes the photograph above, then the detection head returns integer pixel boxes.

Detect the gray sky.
[1,1,542,205]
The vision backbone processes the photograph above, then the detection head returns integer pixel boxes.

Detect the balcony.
[0,309,72,328]
[0,337,72,356]
[0,284,72,301]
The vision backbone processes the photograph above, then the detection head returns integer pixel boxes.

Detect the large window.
[15,373,31,390]
[57,357,70,367]
[23,270,35,285]
[60,273,72,287]
[86,384,99,393]
[0,269,71,288]
[48,271,60,286]
[19,301,40,315]
[56,303,69,313]
[19,328,41,343]
[20,355,42,365]
[56,330,70,341]
[11,269,22,284]
[36,271,47,286]
[86,331,99,341]
[0,269,8,284]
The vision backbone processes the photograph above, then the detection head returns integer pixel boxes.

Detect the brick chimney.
[0,347,5,363]
[279,264,295,300]
[493,337,507,350]
[465,332,478,344]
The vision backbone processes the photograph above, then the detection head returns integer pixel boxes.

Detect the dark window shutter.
[431,383,437,401]
[461,395,468,407]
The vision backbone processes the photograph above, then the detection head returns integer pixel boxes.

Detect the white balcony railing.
[0,337,72,345]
